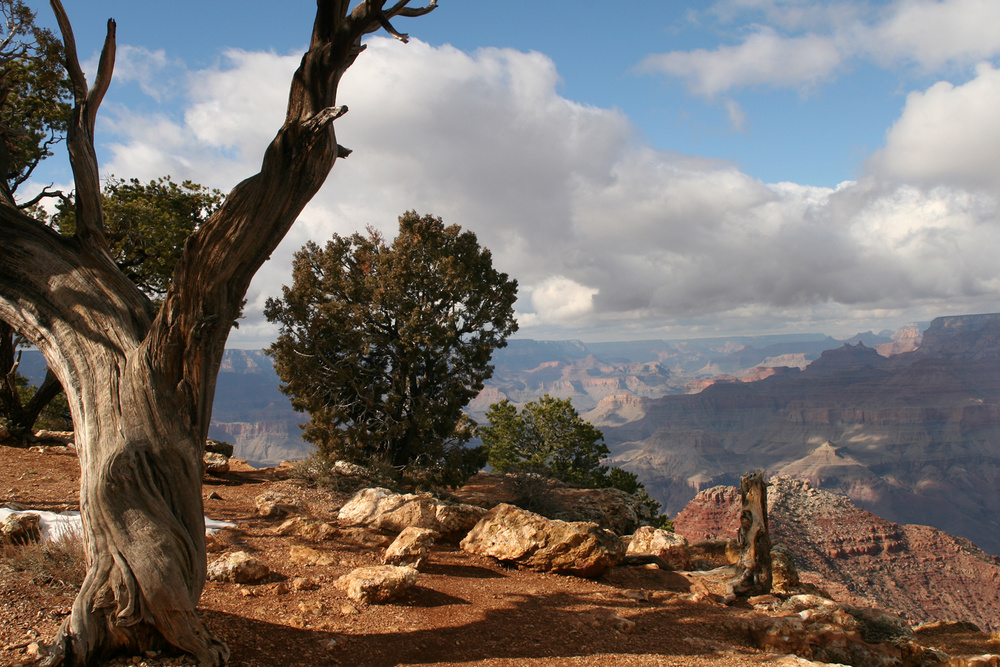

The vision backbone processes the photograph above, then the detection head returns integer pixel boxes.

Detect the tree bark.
[0,1,435,664]
[725,470,772,602]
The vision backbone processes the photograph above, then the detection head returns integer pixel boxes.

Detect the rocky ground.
[2,445,999,667]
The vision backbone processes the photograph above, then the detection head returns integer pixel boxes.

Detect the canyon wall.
[605,314,1000,554]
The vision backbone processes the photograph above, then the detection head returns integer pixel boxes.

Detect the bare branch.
[49,0,115,253]
[350,0,437,40]
[17,184,67,210]
[48,0,87,101]
[389,0,438,19]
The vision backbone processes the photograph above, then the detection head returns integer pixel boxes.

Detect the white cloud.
[639,28,843,96]
[870,0,1000,69]
[92,37,1000,345]
[871,62,1000,190]
[646,0,1000,97]
[110,45,184,102]
[184,49,298,158]
[522,277,600,326]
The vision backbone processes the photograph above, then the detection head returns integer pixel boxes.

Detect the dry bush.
[1,532,86,590]
[508,473,558,515]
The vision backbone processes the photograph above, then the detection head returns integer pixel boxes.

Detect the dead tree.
[0,1,435,664]
[726,470,772,601]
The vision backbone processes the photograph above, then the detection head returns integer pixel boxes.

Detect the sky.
[23,0,1000,346]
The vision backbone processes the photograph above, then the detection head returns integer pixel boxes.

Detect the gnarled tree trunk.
[0,1,435,664]
[725,470,772,602]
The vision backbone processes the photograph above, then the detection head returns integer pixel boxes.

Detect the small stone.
[341,603,360,615]
[291,576,319,591]
[272,581,290,595]
[208,491,223,500]
[335,565,418,604]
[289,545,337,567]
[611,616,636,634]
[621,589,651,602]
[207,551,270,584]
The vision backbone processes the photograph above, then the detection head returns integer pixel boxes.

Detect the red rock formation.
[675,477,1000,631]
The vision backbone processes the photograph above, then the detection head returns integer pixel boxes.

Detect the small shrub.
[1,533,85,589]
[508,473,557,515]
[651,514,675,532]
[289,451,398,494]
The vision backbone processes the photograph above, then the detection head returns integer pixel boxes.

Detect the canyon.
[17,313,1000,559]
[603,314,1000,555]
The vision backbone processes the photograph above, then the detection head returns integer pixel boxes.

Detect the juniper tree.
[266,212,518,487]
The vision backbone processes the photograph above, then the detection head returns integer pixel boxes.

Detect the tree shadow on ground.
[201,571,751,667]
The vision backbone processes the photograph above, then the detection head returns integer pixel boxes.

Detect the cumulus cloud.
[869,0,1000,69]
[94,36,1000,345]
[871,62,1000,190]
[520,277,600,327]
[645,0,1000,96]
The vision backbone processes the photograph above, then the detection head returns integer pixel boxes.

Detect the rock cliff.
[675,477,1000,631]
[605,313,1000,555]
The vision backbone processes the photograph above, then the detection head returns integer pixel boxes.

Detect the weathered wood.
[725,470,772,602]
[0,1,436,664]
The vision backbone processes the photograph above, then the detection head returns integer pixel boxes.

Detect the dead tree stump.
[725,471,772,602]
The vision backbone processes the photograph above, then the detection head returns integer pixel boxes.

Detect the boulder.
[626,526,690,570]
[1,511,41,545]
[548,486,656,536]
[335,565,418,604]
[205,439,235,458]
[207,551,270,584]
[745,602,932,667]
[460,503,625,577]
[338,487,486,541]
[384,527,438,569]
[688,538,739,570]
[255,491,306,519]
[274,516,338,541]
[203,451,230,476]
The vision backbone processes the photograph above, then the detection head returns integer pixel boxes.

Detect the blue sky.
[25,0,1000,345]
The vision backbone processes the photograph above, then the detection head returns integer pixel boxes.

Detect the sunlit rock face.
[603,314,1000,556]
[674,476,1000,632]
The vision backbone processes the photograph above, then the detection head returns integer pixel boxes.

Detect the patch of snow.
[1,507,235,542]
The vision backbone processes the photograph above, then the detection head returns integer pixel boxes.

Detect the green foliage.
[50,176,224,297]
[265,211,519,488]
[481,395,610,488]
[480,394,669,523]
[0,0,72,196]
